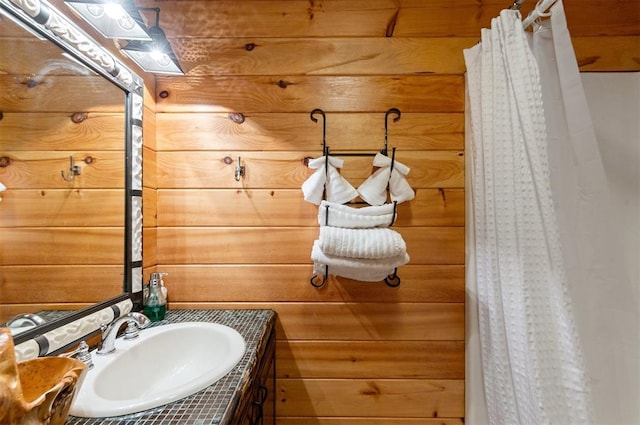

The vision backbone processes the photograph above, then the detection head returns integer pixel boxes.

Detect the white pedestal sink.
[70,322,246,418]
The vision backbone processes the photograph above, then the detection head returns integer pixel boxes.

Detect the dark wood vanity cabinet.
[230,326,275,425]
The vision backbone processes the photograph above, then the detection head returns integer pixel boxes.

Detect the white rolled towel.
[357,153,415,206]
[311,240,409,282]
[301,156,358,205]
[319,226,406,259]
[318,200,396,228]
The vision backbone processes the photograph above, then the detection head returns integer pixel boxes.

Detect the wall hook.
[61,156,81,182]
[234,156,245,181]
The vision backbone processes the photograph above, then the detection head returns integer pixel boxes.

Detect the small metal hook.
[384,108,401,155]
[61,156,81,182]
[234,156,245,181]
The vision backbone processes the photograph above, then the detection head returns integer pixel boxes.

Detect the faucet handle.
[123,320,142,340]
[60,340,93,369]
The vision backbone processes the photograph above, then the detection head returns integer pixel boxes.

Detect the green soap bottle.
[144,273,167,321]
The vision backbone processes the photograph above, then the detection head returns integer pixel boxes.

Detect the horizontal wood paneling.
[156,151,463,189]
[142,0,639,38]
[167,302,464,341]
[143,187,157,228]
[277,340,464,379]
[155,265,465,303]
[143,227,158,269]
[272,302,464,341]
[1,38,79,74]
[172,37,475,75]
[1,189,123,227]
[572,36,640,71]
[276,378,465,418]
[1,112,125,150]
[157,112,464,152]
[157,227,463,265]
[157,188,463,227]
[155,75,464,113]
[2,228,123,265]
[166,36,640,76]
[0,76,125,112]
[0,151,124,189]
[0,266,123,303]
[143,146,157,190]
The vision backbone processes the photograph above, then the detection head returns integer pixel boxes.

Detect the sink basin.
[70,322,246,418]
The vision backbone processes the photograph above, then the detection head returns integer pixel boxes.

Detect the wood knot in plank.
[0,156,11,168]
[276,79,293,89]
[360,382,381,396]
[245,42,256,51]
[25,78,39,88]
[577,56,600,67]
[228,112,245,124]
[307,0,323,20]
[438,188,446,206]
[71,112,88,123]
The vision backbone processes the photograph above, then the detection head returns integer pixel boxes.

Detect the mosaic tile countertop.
[65,309,276,425]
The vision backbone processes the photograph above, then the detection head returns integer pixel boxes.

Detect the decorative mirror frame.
[1,0,143,352]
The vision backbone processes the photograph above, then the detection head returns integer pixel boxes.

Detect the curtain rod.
[521,0,558,28]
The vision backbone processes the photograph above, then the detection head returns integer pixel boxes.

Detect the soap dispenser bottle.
[144,272,167,321]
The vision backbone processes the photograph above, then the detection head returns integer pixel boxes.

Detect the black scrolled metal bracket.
[384,269,401,287]
[310,265,328,288]
[310,108,327,152]
[384,107,401,155]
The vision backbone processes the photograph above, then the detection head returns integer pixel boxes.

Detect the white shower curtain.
[464,3,593,424]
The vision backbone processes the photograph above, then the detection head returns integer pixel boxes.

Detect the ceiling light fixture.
[65,0,151,41]
[121,7,183,75]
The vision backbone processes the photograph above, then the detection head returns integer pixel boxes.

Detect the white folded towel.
[319,226,406,259]
[311,240,409,282]
[357,153,415,206]
[318,200,396,228]
[301,156,358,205]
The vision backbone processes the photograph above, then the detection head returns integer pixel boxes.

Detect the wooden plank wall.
[1,0,636,421]
[146,1,638,423]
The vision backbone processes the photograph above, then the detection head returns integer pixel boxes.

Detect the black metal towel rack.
[309,108,402,288]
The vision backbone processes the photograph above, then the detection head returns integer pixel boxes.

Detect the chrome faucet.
[97,312,150,355]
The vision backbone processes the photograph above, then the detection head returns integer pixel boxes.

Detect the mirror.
[0,0,143,346]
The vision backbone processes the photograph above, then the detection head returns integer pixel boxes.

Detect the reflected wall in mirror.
[0,0,143,346]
